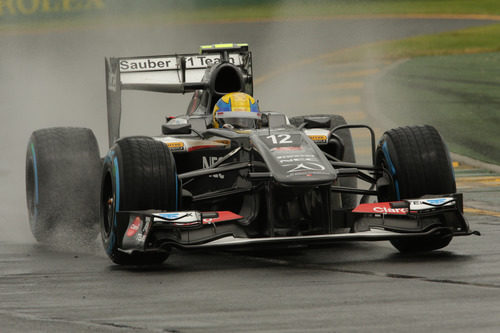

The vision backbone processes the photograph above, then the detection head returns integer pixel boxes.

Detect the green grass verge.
[372,53,500,165]
[327,23,500,63]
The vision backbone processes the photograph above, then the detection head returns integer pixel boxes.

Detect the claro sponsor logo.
[353,203,408,215]
[372,206,408,214]
[126,216,142,238]
[0,0,104,16]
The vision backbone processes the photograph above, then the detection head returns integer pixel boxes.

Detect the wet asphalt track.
[1,16,500,332]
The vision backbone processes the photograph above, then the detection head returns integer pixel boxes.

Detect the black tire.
[26,127,101,244]
[376,125,456,252]
[100,136,178,265]
[290,114,357,208]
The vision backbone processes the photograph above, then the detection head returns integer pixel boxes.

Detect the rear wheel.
[290,114,357,208]
[376,125,456,252]
[26,127,101,245]
[100,137,178,265]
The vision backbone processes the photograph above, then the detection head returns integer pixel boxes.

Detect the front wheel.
[376,125,456,252]
[100,137,179,265]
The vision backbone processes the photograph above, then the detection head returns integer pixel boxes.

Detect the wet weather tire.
[376,125,456,252]
[101,137,178,265]
[26,127,101,244]
[290,114,357,208]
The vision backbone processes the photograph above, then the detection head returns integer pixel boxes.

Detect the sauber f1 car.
[26,43,478,265]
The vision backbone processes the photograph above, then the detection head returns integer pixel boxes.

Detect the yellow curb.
[336,68,381,78]
[456,176,500,183]
[317,81,365,90]
[464,207,500,218]
[320,95,362,106]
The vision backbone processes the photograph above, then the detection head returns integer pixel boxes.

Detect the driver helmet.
[212,92,261,129]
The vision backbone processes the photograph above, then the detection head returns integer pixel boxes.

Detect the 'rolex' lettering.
[0,0,104,16]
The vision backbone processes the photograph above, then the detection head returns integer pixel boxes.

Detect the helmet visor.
[219,117,258,129]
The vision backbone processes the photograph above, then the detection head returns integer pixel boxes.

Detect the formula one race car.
[26,43,478,265]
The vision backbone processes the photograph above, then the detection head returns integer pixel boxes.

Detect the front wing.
[114,195,478,254]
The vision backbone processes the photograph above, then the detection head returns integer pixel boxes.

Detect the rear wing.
[105,43,252,147]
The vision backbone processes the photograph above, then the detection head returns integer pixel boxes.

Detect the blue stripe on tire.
[30,143,39,220]
[382,141,400,200]
[106,155,120,255]
[113,156,120,223]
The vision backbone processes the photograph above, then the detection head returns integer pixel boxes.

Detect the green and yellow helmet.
[212,92,261,129]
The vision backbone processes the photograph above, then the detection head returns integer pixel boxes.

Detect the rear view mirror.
[303,116,331,129]
[162,123,192,135]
